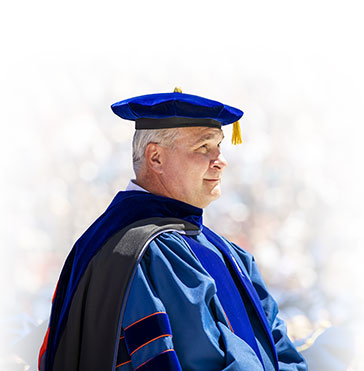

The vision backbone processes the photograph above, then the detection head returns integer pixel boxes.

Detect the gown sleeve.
[227,240,307,371]
[118,232,265,371]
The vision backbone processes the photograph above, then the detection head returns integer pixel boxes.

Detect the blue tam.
[111,89,244,131]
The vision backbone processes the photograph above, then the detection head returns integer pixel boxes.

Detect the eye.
[198,143,209,152]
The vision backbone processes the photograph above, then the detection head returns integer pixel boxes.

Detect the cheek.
[183,159,208,181]
[164,152,209,184]
[163,155,189,181]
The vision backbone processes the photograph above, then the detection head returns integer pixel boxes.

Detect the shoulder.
[147,231,190,257]
[214,233,256,276]
[221,235,253,259]
[145,231,209,276]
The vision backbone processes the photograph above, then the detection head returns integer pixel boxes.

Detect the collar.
[125,180,149,193]
[108,191,203,230]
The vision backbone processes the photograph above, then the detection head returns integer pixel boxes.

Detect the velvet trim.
[111,92,244,126]
[202,227,279,370]
[45,191,202,370]
[116,335,131,367]
[181,235,264,367]
[135,117,221,130]
[135,349,182,371]
[124,312,172,356]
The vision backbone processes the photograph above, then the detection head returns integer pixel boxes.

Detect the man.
[39,89,306,370]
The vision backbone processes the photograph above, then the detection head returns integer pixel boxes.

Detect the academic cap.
[111,88,244,144]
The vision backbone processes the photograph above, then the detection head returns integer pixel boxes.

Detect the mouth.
[204,178,221,182]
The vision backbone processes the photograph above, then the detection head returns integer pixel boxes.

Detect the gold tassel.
[232,121,242,145]
[174,87,182,93]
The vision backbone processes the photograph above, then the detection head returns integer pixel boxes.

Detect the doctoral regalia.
[39,191,306,371]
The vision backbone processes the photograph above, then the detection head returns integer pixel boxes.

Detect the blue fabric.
[202,226,279,370]
[193,232,277,370]
[120,231,306,370]
[46,190,306,370]
[225,239,307,370]
[122,233,230,370]
[116,335,131,367]
[111,92,243,126]
[136,350,181,371]
[124,312,172,356]
[45,191,202,370]
[181,235,264,368]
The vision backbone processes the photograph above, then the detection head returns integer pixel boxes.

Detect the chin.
[199,190,221,208]
[211,184,222,198]
[184,184,222,208]
[211,191,222,203]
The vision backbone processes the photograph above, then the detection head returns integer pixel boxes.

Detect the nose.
[211,150,228,170]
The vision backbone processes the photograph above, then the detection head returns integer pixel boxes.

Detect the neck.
[135,172,172,200]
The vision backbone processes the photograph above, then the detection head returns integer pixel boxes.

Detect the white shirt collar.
[125,180,149,193]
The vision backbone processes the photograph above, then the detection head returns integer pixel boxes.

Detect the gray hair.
[132,128,180,174]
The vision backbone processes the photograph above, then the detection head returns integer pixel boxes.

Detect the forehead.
[175,127,224,145]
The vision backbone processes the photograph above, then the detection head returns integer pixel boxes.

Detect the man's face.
[159,127,228,208]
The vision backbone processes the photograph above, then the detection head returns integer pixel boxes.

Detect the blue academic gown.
[41,190,306,371]
[114,199,306,370]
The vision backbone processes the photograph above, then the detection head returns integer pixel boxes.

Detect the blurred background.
[1,0,363,369]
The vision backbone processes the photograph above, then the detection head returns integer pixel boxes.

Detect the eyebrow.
[193,132,225,146]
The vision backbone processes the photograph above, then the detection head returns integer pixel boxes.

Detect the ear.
[144,143,164,174]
